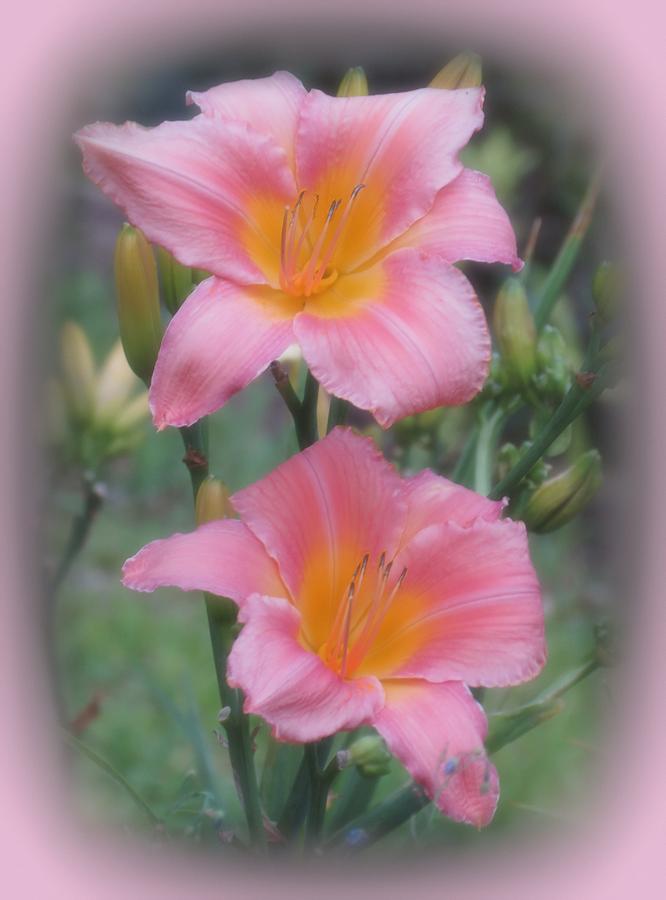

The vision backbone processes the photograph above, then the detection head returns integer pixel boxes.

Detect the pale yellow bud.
[195,475,234,525]
[60,321,96,423]
[337,67,369,97]
[430,52,482,89]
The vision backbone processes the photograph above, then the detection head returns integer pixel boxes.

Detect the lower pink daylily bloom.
[122,428,545,827]
[75,72,521,430]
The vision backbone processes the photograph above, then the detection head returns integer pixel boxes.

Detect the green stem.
[328,770,379,834]
[450,427,479,486]
[304,744,328,846]
[276,753,311,839]
[63,729,161,827]
[327,655,601,852]
[301,370,320,448]
[179,421,210,495]
[327,396,350,432]
[533,657,600,704]
[473,405,508,496]
[325,783,429,853]
[534,169,601,332]
[206,604,266,850]
[178,423,265,852]
[489,353,610,500]
[52,473,105,591]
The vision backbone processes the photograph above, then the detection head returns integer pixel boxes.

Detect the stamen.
[279,206,290,291]
[346,565,407,674]
[278,184,366,297]
[316,183,366,278]
[339,581,355,678]
[287,192,316,278]
[301,199,341,295]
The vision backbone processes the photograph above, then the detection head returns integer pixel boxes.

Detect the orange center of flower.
[278,185,366,298]
[317,551,408,679]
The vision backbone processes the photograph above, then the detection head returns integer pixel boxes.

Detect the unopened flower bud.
[493,277,537,388]
[114,224,163,382]
[114,391,151,433]
[592,261,620,324]
[535,325,572,401]
[94,339,141,422]
[430,52,482,89]
[156,245,195,314]
[337,67,368,97]
[60,321,96,424]
[195,475,234,525]
[337,735,392,778]
[523,449,602,533]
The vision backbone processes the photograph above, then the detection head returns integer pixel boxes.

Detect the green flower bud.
[523,449,602,532]
[156,245,195,314]
[337,67,368,97]
[493,277,537,388]
[592,261,620,324]
[535,325,572,402]
[430,52,482,89]
[114,224,163,382]
[337,735,392,778]
[195,475,234,525]
[60,321,97,424]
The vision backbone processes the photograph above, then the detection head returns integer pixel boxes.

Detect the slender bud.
[337,735,392,778]
[94,339,140,422]
[493,277,537,388]
[114,224,163,382]
[430,52,482,89]
[337,67,368,97]
[156,245,195,314]
[60,321,97,424]
[592,261,620,324]
[523,449,602,532]
[114,391,150,433]
[195,475,234,525]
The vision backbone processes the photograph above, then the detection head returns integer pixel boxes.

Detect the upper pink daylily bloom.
[122,428,545,827]
[75,72,521,430]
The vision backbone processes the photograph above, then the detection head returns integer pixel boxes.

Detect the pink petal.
[227,595,384,743]
[400,469,506,548]
[294,247,491,429]
[295,87,484,271]
[362,519,545,686]
[374,679,499,827]
[122,519,287,604]
[230,428,407,650]
[389,169,522,270]
[187,71,305,165]
[75,116,296,283]
[149,277,299,429]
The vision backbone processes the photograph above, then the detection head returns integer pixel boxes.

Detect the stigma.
[279,184,365,298]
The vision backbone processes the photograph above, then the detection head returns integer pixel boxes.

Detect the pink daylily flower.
[75,72,521,430]
[122,428,545,826]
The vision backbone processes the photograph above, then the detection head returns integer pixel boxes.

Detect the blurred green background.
[47,33,621,857]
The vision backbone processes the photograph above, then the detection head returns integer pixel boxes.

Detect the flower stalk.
[178,420,265,851]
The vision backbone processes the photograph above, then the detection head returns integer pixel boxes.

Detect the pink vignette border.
[1,1,663,898]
